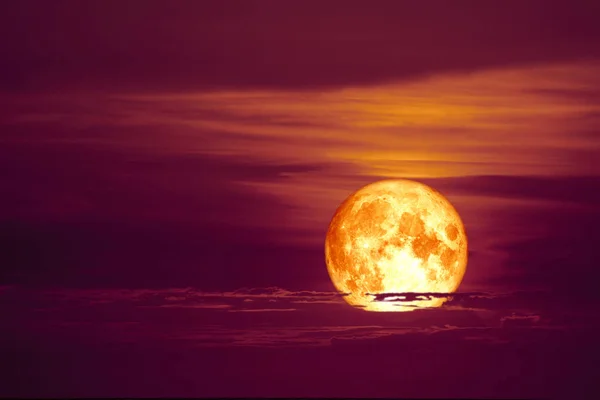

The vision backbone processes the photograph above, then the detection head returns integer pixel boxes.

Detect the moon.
[325,179,468,312]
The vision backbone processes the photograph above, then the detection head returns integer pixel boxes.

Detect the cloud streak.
[2,284,599,398]
[1,56,599,296]
[3,285,598,348]
[2,1,600,92]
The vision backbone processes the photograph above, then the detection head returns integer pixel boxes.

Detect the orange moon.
[325,179,468,312]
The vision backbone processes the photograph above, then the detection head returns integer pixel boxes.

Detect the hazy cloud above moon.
[419,175,600,206]
[1,1,600,91]
[2,60,600,291]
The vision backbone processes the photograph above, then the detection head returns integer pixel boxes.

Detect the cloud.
[0,122,332,287]
[500,314,541,327]
[525,88,600,103]
[4,285,597,349]
[420,175,600,207]
[484,204,600,296]
[4,285,593,317]
[2,1,600,91]
[59,286,349,309]
[368,291,490,302]
[228,308,296,313]
[167,325,375,347]
[3,315,597,398]
[2,282,598,400]
[0,131,325,224]
[158,303,232,310]
[2,62,599,293]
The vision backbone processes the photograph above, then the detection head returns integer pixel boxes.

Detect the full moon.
[325,179,468,312]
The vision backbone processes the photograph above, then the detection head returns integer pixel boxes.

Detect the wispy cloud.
[500,313,542,327]
[3,286,597,348]
[2,2,599,92]
[2,61,599,293]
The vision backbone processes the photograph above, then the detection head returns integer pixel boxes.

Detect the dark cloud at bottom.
[3,328,597,398]
[1,286,599,398]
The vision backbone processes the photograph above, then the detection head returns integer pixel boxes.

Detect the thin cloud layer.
[2,285,598,398]
[2,286,596,349]
[2,1,600,91]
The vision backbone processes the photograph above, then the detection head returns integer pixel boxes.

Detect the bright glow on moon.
[325,179,468,312]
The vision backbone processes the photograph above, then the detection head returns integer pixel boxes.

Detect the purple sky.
[1,1,600,398]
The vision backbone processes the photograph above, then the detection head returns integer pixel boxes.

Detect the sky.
[2,1,600,398]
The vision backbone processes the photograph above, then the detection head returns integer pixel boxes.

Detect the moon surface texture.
[325,179,468,312]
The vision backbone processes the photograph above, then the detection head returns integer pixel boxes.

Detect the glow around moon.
[325,179,468,312]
